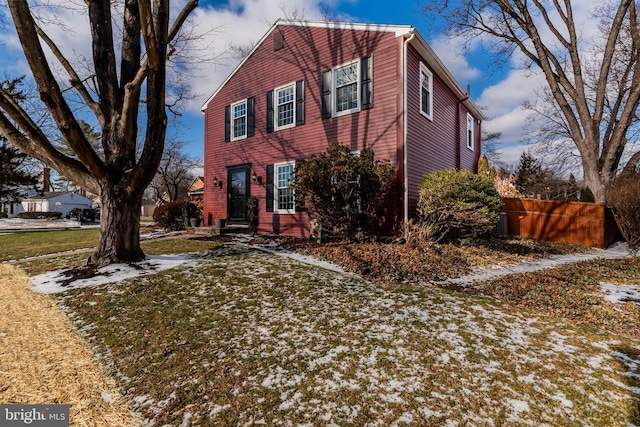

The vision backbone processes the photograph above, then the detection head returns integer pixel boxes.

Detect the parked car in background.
[66,208,96,223]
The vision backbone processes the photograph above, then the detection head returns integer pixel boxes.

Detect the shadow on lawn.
[614,345,640,424]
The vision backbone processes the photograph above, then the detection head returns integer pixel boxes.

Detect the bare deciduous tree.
[0,0,200,266]
[424,0,640,202]
[150,138,201,202]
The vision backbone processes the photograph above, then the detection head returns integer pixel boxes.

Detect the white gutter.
[403,29,416,239]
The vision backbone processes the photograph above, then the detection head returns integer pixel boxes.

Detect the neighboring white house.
[1,200,26,218]
[21,191,93,217]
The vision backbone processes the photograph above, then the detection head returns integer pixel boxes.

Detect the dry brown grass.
[0,264,142,426]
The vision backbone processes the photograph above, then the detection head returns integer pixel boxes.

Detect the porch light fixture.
[213,177,223,188]
[252,171,262,184]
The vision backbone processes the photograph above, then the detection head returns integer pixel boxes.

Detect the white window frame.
[466,113,474,151]
[274,82,296,131]
[274,161,296,214]
[333,59,361,117]
[230,99,247,141]
[420,62,433,121]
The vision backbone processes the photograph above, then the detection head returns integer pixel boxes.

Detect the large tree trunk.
[581,153,607,203]
[90,181,144,267]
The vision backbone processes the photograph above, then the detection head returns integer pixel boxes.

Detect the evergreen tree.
[515,151,545,197]
[567,173,578,201]
[0,137,38,203]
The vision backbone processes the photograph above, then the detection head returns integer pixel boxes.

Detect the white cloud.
[430,36,481,83]
[183,0,337,113]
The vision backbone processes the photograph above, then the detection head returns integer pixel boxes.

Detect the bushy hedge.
[16,211,62,219]
[608,171,640,252]
[247,196,259,235]
[416,169,502,242]
[0,211,7,218]
[292,142,395,241]
[153,201,185,231]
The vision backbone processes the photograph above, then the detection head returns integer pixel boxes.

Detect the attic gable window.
[266,80,305,133]
[322,55,373,119]
[225,97,254,142]
[420,62,433,120]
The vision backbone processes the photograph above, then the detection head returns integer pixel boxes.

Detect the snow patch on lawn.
[440,242,632,286]
[0,218,82,230]
[30,255,195,294]
[600,282,640,305]
[256,245,347,274]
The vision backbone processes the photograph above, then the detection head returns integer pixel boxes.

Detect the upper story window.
[322,55,373,118]
[267,80,305,133]
[224,97,254,142]
[276,83,295,130]
[467,113,474,151]
[420,62,433,120]
[231,100,247,140]
[335,60,360,114]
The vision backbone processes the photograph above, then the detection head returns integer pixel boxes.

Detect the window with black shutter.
[224,105,231,142]
[361,55,373,110]
[267,81,305,131]
[266,164,274,212]
[266,90,274,133]
[323,55,373,118]
[321,69,332,119]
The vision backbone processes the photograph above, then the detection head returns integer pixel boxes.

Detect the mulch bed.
[0,264,142,426]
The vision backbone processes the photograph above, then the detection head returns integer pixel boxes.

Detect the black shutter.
[247,96,255,137]
[361,55,373,110]
[294,159,306,212]
[266,90,274,133]
[321,69,332,119]
[224,105,231,142]
[266,164,274,212]
[295,80,305,126]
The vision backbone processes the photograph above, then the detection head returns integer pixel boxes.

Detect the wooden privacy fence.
[501,198,620,249]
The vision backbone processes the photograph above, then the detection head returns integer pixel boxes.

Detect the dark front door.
[227,165,250,223]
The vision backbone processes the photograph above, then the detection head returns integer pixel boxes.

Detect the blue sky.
[0,0,560,169]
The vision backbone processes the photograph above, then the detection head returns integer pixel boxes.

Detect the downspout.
[403,29,416,240]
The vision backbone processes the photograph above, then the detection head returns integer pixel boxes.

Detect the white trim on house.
[202,20,484,123]
[419,62,433,121]
[273,82,297,131]
[201,20,411,112]
[407,30,485,121]
[467,113,475,151]
[273,161,296,214]
[332,59,361,117]
[230,98,248,141]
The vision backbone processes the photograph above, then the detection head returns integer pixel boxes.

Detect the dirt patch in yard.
[0,264,141,426]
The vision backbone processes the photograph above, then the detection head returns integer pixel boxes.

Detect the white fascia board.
[407,30,485,121]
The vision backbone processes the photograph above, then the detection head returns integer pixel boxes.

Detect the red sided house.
[202,20,484,237]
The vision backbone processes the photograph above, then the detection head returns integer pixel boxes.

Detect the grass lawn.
[3,229,639,425]
[0,228,100,261]
[11,232,220,276]
[57,245,640,426]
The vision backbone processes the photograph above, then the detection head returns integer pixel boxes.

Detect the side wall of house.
[405,44,481,216]
[203,25,403,237]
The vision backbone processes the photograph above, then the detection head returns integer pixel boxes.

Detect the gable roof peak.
[201,19,414,112]
[273,19,413,37]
